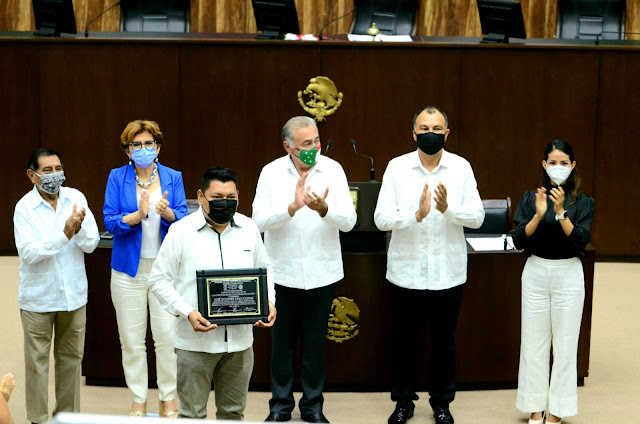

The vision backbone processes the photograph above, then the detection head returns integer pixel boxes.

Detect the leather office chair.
[121,0,189,32]
[464,197,512,235]
[557,0,625,40]
[350,0,418,36]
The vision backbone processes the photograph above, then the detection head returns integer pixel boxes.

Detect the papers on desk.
[347,34,413,42]
[284,33,319,40]
[466,235,514,251]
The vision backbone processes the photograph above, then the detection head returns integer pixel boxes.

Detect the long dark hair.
[542,139,580,207]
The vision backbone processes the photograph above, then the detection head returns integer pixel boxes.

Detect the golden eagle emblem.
[326,296,360,343]
[297,76,343,122]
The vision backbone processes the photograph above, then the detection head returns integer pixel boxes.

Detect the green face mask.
[296,145,319,167]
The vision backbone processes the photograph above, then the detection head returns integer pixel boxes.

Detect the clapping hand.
[416,183,431,222]
[534,187,548,218]
[138,189,150,219]
[64,203,86,239]
[549,186,566,215]
[434,181,448,214]
[304,186,329,217]
[288,171,309,216]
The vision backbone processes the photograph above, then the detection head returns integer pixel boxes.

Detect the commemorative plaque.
[196,268,269,325]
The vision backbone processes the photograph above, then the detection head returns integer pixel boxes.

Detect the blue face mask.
[131,147,157,169]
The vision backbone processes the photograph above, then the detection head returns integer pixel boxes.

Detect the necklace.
[134,164,158,188]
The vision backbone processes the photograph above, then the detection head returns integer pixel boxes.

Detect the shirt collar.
[411,149,451,173]
[27,185,67,210]
[194,207,241,233]
[285,154,326,178]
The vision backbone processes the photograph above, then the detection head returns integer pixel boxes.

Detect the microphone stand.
[85,1,121,38]
[595,30,640,45]
[319,7,356,40]
[350,139,375,181]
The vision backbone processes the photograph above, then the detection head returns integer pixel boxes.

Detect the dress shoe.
[265,412,291,422]
[301,412,330,423]
[433,407,454,424]
[388,406,414,424]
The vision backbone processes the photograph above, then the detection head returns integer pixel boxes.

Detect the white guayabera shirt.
[252,154,357,290]
[374,150,485,290]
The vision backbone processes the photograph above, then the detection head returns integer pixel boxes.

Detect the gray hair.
[413,106,448,130]
[281,116,318,148]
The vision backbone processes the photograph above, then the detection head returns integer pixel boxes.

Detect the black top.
[512,190,594,259]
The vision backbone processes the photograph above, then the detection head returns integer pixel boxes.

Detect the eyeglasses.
[130,141,156,150]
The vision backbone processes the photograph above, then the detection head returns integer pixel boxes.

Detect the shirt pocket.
[225,243,255,269]
[441,172,465,208]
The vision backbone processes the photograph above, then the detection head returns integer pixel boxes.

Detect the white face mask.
[546,165,572,186]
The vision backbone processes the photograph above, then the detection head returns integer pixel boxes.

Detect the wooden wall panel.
[457,49,599,220]
[0,0,559,37]
[594,51,640,255]
[0,38,639,256]
[189,0,214,32]
[416,0,482,36]
[213,0,254,33]
[0,45,39,253]
[179,44,321,213]
[318,45,461,183]
[6,0,640,40]
[79,0,121,32]
[627,0,640,40]
[36,44,182,227]
[521,0,558,38]
[0,0,34,31]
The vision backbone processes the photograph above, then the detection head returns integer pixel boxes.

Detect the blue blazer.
[104,163,188,277]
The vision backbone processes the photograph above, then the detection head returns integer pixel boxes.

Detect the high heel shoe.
[528,412,545,424]
[159,399,178,418]
[129,401,146,417]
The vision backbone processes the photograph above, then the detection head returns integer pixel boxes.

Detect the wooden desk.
[83,244,594,390]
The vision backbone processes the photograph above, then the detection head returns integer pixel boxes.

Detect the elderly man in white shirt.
[374,106,484,424]
[13,148,100,424]
[253,116,356,424]
[148,167,276,421]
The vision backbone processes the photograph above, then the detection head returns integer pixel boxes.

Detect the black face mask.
[206,199,237,225]
[416,132,445,155]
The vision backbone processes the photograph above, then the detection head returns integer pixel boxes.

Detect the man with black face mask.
[148,167,276,420]
[14,148,100,424]
[374,106,485,424]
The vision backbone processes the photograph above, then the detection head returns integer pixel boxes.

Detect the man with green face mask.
[253,116,357,424]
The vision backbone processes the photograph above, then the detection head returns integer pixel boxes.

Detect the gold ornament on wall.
[297,76,343,122]
[326,296,360,343]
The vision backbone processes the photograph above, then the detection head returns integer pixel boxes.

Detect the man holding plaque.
[148,167,276,420]
[374,106,484,424]
[253,116,357,424]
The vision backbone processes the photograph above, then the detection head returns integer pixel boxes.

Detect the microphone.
[85,1,121,38]
[319,7,356,40]
[350,139,375,181]
[324,139,332,155]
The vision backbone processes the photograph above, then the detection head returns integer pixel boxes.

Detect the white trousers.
[516,255,585,418]
[111,258,177,403]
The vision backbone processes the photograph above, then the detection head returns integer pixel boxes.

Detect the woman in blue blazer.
[104,120,187,418]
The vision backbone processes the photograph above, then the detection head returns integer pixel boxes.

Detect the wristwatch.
[555,210,568,221]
